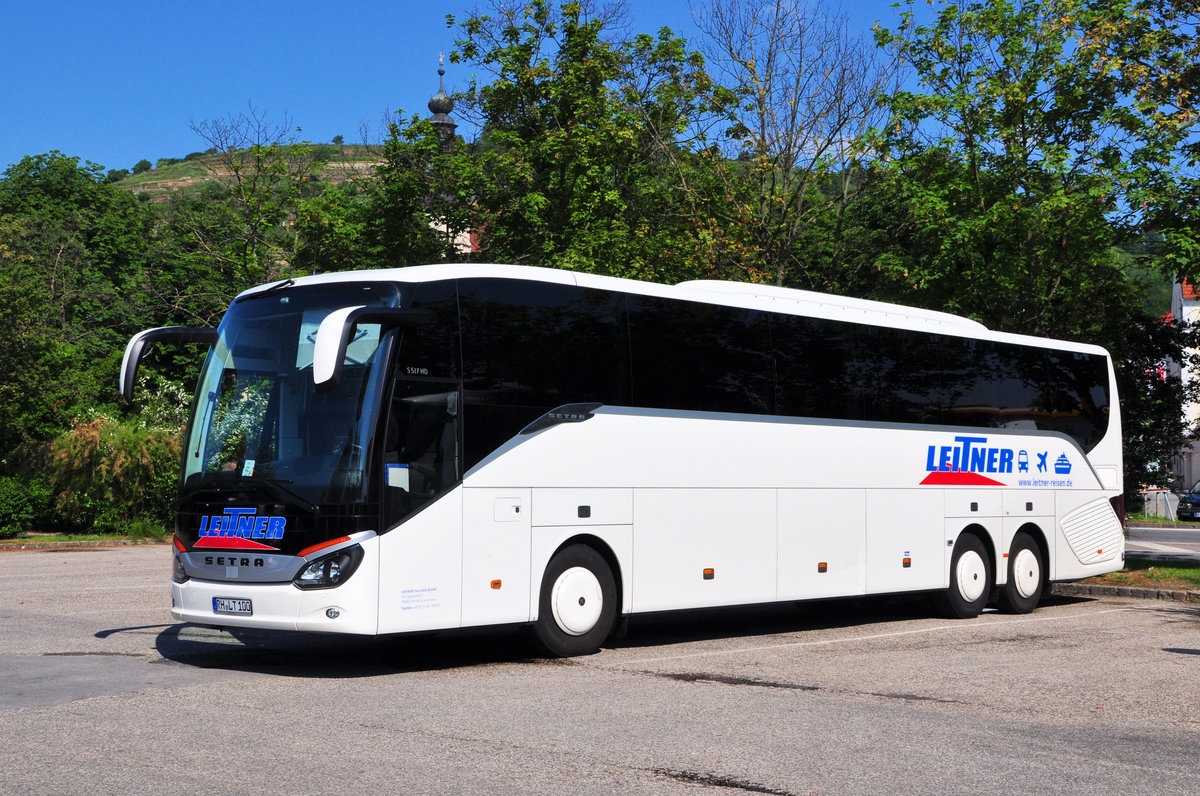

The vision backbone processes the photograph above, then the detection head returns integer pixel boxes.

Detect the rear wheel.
[998,532,1044,614]
[934,534,992,619]
[531,545,617,657]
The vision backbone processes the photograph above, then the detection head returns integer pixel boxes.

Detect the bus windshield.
[181,282,401,507]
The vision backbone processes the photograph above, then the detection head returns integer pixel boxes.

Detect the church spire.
[428,53,457,145]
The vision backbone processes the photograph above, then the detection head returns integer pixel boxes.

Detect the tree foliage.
[871,0,1200,496]
[2,0,1198,528]
[442,0,734,281]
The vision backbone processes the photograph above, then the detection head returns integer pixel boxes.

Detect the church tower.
[428,53,457,146]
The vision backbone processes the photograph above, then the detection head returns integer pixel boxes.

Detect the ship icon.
[1054,453,1071,475]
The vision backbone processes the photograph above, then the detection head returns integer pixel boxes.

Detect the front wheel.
[934,533,992,619]
[998,532,1044,614]
[531,545,617,657]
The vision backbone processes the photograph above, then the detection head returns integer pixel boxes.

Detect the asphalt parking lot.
[1,545,1198,795]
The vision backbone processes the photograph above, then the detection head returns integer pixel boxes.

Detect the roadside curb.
[1052,582,1200,603]
[0,539,169,551]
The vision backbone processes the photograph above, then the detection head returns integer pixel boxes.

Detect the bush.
[125,517,170,540]
[0,476,34,539]
[45,416,182,533]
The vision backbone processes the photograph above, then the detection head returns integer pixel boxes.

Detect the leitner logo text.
[195,507,287,550]
[922,435,1012,486]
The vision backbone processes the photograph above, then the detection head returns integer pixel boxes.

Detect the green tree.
[444,0,727,281]
[188,104,322,282]
[871,0,1200,497]
[0,153,158,454]
[366,116,478,267]
[293,185,372,273]
[693,0,901,288]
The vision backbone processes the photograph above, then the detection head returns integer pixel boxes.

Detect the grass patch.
[0,528,169,545]
[1083,557,1200,591]
[1125,512,1185,525]
[1,532,123,544]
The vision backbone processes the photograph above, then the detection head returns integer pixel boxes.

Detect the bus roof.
[238,263,1105,354]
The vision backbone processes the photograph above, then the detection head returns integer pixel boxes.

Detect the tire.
[531,545,617,658]
[998,531,1044,614]
[934,533,992,619]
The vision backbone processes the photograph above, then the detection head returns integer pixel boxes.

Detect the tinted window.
[941,337,1110,450]
[773,314,860,420]
[856,325,944,425]
[402,280,460,379]
[627,295,773,414]
[458,278,629,468]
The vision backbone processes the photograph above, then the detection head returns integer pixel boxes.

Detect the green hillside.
[111,144,384,200]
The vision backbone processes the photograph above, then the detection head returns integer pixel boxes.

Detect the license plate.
[213,597,253,616]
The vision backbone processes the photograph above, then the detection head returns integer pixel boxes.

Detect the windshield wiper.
[235,278,295,304]
[257,478,318,514]
[177,475,318,515]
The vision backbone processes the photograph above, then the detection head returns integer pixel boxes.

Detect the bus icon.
[1018,451,1029,472]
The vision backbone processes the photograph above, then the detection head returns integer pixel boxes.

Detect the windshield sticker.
[195,507,286,550]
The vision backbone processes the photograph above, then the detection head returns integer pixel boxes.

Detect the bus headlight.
[293,545,364,590]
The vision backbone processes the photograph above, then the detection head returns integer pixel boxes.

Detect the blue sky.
[0,1,904,174]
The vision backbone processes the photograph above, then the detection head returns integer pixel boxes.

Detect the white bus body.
[125,264,1125,656]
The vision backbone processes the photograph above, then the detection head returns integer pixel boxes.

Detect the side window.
[856,326,944,425]
[627,295,773,414]
[1045,350,1110,450]
[401,280,460,380]
[380,380,461,527]
[458,279,629,470]
[773,314,861,421]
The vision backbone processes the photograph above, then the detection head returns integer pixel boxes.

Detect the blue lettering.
[923,435,1019,479]
[196,508,287,541]
[956,436,985,468]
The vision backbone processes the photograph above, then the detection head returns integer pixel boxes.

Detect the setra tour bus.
[121,264,1125,656]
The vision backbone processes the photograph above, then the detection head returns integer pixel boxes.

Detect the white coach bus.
[121,264,1125,656]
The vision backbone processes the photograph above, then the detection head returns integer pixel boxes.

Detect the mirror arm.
[120,327,218,403]
[313,307,434,393]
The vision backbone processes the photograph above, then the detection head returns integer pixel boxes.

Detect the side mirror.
[120,327,218,402]
[312,306,434,392]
